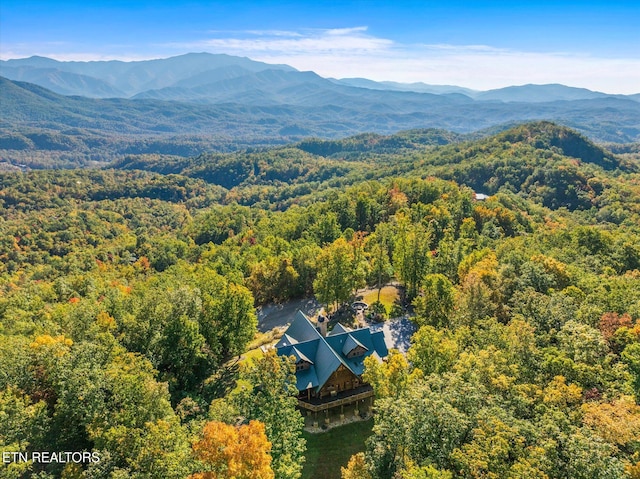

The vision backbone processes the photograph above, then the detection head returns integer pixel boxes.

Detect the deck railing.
[297,388,374,412]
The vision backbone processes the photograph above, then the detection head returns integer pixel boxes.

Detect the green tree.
[407,326,458,376]
[233,351,306,479]
[0,387,50,478]
[451,409,536,479]
[393,218,431,300]
[363,350,417,399]
[557,320,608,365]
[314,237,367,309]
[413,274,455,328]
[248,256,300,304]
[400,463,453,479]
[561,427,625,479]
[366,224,394,303]
[196,268,257,359]
[622,342,640,400]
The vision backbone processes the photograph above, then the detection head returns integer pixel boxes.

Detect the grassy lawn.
[302,419,374,479]
[240,329,284,365]
[361,285,400,314]
[240,346,265,365]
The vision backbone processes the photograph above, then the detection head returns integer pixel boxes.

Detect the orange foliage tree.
[599,312,633,341]
[190,420,274,479]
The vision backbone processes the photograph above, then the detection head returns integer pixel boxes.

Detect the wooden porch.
[297,385,374,413]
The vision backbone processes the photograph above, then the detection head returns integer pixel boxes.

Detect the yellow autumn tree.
[190,420,274,479]
[342,453,372,479]
[582,395,640,446]
[363,349,421,398]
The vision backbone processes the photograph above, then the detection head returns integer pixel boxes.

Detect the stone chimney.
[317,314,327,337]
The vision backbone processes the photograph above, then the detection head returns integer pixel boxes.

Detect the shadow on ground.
[257,297,321,332]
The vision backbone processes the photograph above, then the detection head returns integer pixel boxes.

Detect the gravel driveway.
[257,297,416,352]
[256,297,321,332]
[369,316,416,353]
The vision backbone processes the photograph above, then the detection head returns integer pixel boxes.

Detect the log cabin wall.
[319,365,359,397]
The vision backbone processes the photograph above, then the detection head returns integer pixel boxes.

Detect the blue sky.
[1,0,639,93]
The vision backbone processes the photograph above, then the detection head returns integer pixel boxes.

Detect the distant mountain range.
[330,78,624,103]
[1,53,639,168]
[2,53,638,104]
[0,53,296,98]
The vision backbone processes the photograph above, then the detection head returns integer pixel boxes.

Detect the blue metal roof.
[291,345,314,365]
[275,333,298,348]
[341,334,368,356]
[276,311,389,393]
[284,310,323,342]
[370,330,389,358]
[328,323,351,336]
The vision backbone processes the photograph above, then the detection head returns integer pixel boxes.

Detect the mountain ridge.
[2,53,637,103]
[2,58,640,169]
[3,74,638,140]
[0,53,297,97]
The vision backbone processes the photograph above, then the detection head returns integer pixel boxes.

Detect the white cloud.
[3,27,639,94]
[169,26,392,56]
[324,26,369,35]
[164,27,640,94]
[243,30,304,38]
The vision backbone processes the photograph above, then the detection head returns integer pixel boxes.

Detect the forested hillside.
[2,63,640,169]
[2,122,640,478]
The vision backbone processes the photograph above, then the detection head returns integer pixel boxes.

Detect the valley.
[2,54,639,170]
[2,117,640,477]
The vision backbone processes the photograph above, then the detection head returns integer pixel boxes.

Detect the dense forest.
[2,122,640,478]
[3,65,640,170]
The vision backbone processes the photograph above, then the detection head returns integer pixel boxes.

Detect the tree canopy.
[1,121,640,478]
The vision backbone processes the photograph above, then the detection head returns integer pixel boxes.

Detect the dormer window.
[342,334,369,359]
[291,346,313,371]
[296,360,311,371]
[347,345,367,358]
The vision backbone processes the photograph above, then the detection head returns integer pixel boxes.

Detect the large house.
[275,310,388,417]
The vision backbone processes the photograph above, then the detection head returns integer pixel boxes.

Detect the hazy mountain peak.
[333,77,477,96]
[474,83,608,103]
[0,53,299,97]
[2,54,638,105]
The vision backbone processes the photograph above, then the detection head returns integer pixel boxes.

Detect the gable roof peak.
[291,345,314,364]
[342,333,369,356]
[328,322,352,336]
